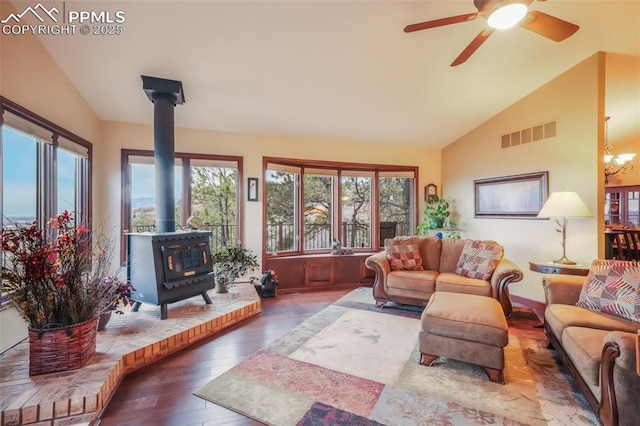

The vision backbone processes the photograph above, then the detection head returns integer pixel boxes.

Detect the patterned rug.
[194,287,597,425]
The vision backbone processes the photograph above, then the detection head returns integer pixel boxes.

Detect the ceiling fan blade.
[451,28,494,67]
[404,13,478,33]
[519,10,579,42]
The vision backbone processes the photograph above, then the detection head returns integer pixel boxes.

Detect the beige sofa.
[543,271,640,426]
[364,237,523,317]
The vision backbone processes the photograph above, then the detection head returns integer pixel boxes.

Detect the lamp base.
[553,256,576,265]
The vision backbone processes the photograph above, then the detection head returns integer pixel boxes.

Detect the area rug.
[195,287,598,425]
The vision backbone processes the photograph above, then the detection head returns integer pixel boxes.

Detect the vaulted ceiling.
[23,0,640,147]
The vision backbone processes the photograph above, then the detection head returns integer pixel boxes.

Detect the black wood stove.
[127,76,216,319]
[127,231,215,319]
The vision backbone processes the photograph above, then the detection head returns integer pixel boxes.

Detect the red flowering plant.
[1,210,134,329]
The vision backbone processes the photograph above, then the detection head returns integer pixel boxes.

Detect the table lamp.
[537,191,592,265]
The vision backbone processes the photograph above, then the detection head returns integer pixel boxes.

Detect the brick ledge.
[0,284,261,425]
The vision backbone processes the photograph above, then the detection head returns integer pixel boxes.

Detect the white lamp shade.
[537,191,593,218]
[618,153,636,162]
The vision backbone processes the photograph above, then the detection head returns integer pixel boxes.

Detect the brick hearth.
[0,283,261,425]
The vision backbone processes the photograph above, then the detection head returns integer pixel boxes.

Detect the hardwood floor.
[97,288,352,426]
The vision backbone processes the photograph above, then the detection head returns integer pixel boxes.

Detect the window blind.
[2,111,54,143]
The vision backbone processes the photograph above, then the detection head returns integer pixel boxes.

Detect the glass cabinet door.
[606,186,640,227]
[605,189,622,225]
[627,189,639,226]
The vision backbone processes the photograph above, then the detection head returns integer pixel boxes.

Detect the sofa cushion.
[438,238,465,273]
[455,239,504,280]
[545,304,640,341]
[561,327,609,388]
[387,269,438,293]
[384,236,424,271]
[435,272,492,297]
[387,270,438,303]
[575,259,640,323]
[418,237,442,272]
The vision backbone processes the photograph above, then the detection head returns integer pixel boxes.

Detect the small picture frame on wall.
[425,183,438,202]
[248,178,259,202]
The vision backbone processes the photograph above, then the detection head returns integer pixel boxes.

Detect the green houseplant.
[211,244,260,293]
[416,196,460,239]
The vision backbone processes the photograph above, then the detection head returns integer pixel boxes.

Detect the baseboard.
[511,294,545,312]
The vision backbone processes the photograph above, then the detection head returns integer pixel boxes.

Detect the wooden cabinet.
[264,253,376,294]
[605,185,640,227]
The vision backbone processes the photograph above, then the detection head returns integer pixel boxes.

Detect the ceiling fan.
[404,0,579,66]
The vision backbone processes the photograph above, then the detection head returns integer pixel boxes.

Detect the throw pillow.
[455,239,504,280]
[576,259,640,323]
[384,236,424,271]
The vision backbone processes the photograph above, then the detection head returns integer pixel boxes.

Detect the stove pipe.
[141,76,185,233]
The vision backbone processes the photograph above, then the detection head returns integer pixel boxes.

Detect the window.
[341,172,372,249]
[190,159,239,248]
[1,98,92,309]
[303,170,334,250]
[265,165,298,252]
[265,158,417,255]
[2,126,37,227]
[1,99,91,229]
[379,173,415,237]
[122,151,243,257]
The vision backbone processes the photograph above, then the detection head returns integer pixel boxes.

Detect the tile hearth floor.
[0,283,261,426]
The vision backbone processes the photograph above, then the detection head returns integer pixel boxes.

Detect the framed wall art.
[248,177,259,202]
[474,171,548,218]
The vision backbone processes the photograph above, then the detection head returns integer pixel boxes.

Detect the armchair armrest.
[542,274,586,306]
[604,331,637,371]
[365,251,391,304]
[490,258,524,318]
[600,331,639,426]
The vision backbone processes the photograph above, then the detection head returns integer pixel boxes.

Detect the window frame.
[263,156,418,257]
[1,97,93,310]
[120,149,244,261]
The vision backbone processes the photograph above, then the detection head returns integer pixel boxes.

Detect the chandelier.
[604,116,636,184]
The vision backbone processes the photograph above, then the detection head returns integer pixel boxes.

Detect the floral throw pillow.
[576,260,640,323]
[455,239,504,280]
[384,236,424,271]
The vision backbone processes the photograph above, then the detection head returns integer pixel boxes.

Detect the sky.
[131,163,182,201]
[3,126,79,219]
[3,124,191,222]
[3,127,38,218]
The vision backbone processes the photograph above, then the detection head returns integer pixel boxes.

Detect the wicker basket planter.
[28,317,98,376]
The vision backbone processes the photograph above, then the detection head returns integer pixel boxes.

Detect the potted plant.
[211,244,260,293]
[416,196,460,238]
[97,270,135,330]
[1,211,134,375]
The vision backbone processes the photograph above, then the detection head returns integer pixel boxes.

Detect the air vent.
[501,120,556,149]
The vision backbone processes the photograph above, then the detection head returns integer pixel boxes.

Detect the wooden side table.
[528,261,590,277]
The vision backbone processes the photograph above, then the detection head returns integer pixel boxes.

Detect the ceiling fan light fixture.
[487,3,528,29]
[617,153,637,162]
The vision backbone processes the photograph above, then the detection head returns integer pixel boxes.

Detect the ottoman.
[419,291,509,384]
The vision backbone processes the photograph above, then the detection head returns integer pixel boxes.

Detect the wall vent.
[501,120,556,149]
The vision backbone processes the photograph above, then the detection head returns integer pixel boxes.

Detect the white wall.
[442,53,603,303]
[1,1,102,352]
[98,121,442,266]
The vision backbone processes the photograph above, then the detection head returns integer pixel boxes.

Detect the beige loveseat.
[364,237,523,317]
[543,261,640,426]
